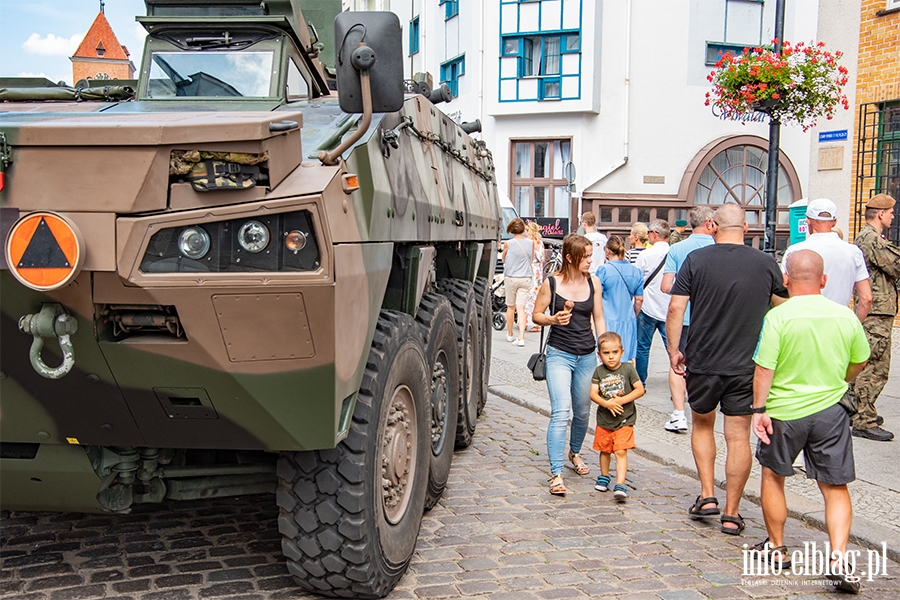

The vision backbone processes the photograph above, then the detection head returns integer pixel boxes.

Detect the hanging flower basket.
[705,40,849,131]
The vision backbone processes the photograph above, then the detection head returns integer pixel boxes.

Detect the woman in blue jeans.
[532,234,606,495]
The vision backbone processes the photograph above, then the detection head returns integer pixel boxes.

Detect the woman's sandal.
[687,495,720,519]
[548,474,567,496]
[568,452,591,476]
[720,514,745,536]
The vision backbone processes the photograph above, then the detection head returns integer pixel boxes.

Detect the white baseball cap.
[806,198,838,221]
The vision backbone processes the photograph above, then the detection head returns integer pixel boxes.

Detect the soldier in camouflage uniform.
[669,219,687,245]
[851,194,900,442]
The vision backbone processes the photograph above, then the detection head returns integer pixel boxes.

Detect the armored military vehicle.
[0,1,500,597]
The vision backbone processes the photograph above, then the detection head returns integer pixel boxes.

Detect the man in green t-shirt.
[751,250,869,592]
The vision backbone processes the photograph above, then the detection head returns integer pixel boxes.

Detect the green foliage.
[705,40,850,131]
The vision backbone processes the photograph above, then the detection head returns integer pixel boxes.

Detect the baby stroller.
[491,274,507,330]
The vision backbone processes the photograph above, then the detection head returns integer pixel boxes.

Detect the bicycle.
[542,244,563,280]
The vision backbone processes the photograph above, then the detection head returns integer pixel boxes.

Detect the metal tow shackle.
[18,303,78,379]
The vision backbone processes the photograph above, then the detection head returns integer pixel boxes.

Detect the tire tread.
[277,311,428,598]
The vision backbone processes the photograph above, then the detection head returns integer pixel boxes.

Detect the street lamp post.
[565,161,576,233]
[763,0,786,255]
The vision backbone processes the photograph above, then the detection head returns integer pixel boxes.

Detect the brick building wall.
[850,0,900,236]
[851,0,900,325]
[69,11,135,86]
[72,60,133,84]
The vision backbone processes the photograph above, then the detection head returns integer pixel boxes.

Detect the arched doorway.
[581,135,803,252]
[689,136,801,251]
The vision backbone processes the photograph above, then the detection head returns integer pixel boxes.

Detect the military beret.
[866,194,896,210]
[675,219,687,227]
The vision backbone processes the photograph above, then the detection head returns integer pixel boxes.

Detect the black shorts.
[755,403,855,485]
[686,372,753,416]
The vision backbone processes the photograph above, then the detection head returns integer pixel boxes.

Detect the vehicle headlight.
[139,210,321,274]
[285,230,308,252]
[238,221,269,253]
[178,227,210,259]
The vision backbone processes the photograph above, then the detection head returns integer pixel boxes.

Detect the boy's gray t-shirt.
[592,362,640,430]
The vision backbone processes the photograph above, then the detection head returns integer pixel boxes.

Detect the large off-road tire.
[276,311,430,598]
[437,278,480,448]
[473,276,491,415]
[414,293,460,510]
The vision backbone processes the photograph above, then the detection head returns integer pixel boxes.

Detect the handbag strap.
[644,256,667,287]
[512,237,533,260]
[538,276,557,352]
[608,262,636,295]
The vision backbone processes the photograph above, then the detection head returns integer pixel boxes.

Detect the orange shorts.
[592,425,636,454]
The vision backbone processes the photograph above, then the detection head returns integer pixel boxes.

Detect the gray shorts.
[755,402,855,485]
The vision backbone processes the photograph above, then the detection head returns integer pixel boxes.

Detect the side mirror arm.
[319,44,375,166]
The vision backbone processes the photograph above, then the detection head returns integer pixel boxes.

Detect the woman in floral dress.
[524,222,545,330]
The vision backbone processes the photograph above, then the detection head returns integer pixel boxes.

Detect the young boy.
[591,332,645,501]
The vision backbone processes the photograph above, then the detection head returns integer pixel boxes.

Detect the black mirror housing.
[334,12,404,113]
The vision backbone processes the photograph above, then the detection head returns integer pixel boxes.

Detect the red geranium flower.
[705,39,850,131]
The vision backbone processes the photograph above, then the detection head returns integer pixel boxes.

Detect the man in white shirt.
[781,198,872,322]
[660,206,717,433]
[635,219,672,387]
[581,212,608,276]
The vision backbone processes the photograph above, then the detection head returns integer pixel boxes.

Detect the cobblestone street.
[490,327,900,559]
[3,396,899,599]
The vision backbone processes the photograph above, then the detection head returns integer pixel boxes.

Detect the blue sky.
[1,0,148,85]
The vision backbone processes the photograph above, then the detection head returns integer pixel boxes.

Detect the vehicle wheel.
[276,311,430,599]
[414,293,460,510]
[473,276,491,415]
[437,278,480,448]
[492,311,506,331]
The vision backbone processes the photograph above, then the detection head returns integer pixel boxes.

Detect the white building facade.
[346,0,848,250]
[803,0,861,237]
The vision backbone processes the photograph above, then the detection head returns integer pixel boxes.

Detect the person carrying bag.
[527,276,558,380]
[531,234,606,496]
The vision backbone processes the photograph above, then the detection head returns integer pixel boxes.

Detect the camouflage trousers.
[850,315,894,430]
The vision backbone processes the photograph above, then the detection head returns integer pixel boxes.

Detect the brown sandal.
[568,451,591,476]
[548,474,566,496]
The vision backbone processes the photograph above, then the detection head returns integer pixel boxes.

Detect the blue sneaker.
[613,483,627,501]
[594,475,610,492]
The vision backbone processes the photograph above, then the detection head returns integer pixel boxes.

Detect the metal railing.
[853,101,900,244]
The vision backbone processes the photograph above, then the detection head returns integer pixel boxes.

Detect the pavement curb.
[489,383,900,565]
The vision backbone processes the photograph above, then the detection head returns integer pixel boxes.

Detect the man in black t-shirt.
[665,204,788,536]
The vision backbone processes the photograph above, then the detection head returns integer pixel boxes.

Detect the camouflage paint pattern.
[850,223,899,429]
[850,315,894,430]
[854,223,900,317]
[0,4,499,514]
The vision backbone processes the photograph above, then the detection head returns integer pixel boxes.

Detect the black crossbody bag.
[527,277,557,381]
